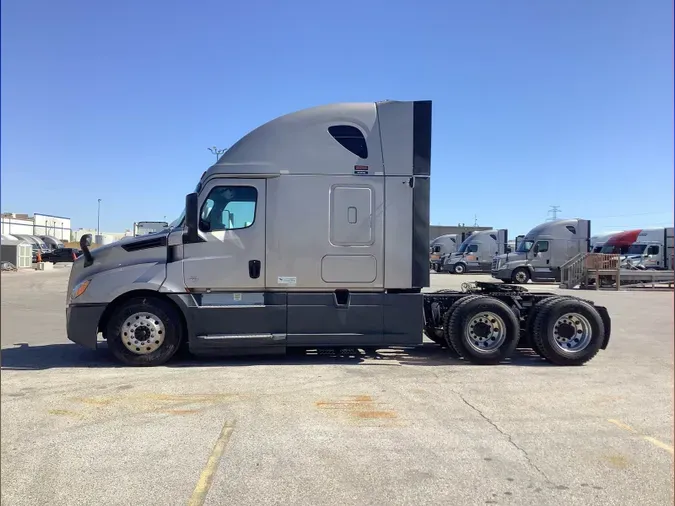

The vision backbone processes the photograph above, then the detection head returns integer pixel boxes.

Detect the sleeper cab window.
[328,125,368,159]
[199,186,257,232]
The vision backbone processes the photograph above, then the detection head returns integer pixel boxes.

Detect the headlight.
[71,279,91,300]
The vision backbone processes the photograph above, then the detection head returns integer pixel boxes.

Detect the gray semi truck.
[429,233,472,271]
[441,229,509,274]
[491,218,591,284]
[66,100,611,367]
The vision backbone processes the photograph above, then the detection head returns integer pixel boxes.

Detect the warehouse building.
[1,212,71,242]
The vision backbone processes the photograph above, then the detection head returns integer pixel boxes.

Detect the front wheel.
[452,263,466,275]
[105,297,183,366]
[512,268,530,284]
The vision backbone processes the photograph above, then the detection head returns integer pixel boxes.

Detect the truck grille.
[491,258,499,270]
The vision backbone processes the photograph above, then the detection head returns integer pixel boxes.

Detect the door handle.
[249,260,261,279]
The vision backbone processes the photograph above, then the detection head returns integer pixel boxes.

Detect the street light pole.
[97,199,102,236]
[208,146,227,162]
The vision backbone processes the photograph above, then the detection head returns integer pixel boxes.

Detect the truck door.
[645,244,660,268]
[531,240,554,280]
[183,178,266,290]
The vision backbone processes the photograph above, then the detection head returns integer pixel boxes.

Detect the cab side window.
[467,244,479,253]
[200,186,257,232]
[647,245,659,255]
[536,240,549,253]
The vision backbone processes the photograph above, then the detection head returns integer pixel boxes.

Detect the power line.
[547,205,561,221]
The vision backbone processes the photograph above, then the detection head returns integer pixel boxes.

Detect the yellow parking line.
[608,419,673,455]
[188,421,236,506]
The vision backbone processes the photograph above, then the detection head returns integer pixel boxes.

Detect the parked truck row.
[66,99,613,368]
[429,220,674,284]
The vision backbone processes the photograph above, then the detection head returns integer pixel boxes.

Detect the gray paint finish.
[66,100,433,356]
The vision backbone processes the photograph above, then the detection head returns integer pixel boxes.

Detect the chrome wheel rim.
[121,312,165,355]
[455,265,465,274]
[464,312,507,353]
[552,313,592,353]
[515,271,528,283]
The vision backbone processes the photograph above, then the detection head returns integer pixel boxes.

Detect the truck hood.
[493,252,527,264]
[67,231,171,303]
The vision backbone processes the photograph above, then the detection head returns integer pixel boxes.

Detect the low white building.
[1,212,71,241]
[33,213,71,241]
[1,214,33,236]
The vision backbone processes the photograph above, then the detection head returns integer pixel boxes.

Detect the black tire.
[447,296,520,365]
[452,263,467,275]
[105,296,183,366]
[524,296,565,356]
[511,268,530,284]
[532,298,605,366]
[442,297,481,357]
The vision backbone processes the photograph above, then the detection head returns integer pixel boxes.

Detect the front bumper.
[491,267,513,280]
[66,304,106,350]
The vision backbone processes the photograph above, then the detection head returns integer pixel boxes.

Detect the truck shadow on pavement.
[1,342,553,371]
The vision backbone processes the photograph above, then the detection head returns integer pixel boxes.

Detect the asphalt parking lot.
[1,267,673,506]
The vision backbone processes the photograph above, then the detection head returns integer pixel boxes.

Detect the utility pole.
[97,199,102,236]
[208,146,227,162]
[473,214,478,226]
[547,205,561,221]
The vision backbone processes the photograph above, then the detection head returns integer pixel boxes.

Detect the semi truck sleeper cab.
[66,100,612,367]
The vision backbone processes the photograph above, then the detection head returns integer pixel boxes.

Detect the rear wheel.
[442,297,482,357]
[525,296,567,356]
[532,298,604,366]
[105,297,183,366]
[447,296,520,365]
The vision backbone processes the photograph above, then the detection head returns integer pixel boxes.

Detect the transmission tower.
[547,205,562,221]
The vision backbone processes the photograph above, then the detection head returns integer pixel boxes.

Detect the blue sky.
[1,0,673,236]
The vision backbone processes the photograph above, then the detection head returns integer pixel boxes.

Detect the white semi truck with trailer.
[491,218,591,284]
[66,100,612,367]
[440,229,509,274]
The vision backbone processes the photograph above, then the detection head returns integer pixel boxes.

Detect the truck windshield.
[457,242,470,253]
[516,240,534,253]
[169,210,185,229]
[169,180,203,229]
[600,244,646,255]
[626,244,647,255]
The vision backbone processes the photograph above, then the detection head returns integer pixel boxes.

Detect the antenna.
[547,205,561,221]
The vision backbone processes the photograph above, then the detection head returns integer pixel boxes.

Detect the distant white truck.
[133,221,169,237]
[440,229,509,274]
[600,227,674,270]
